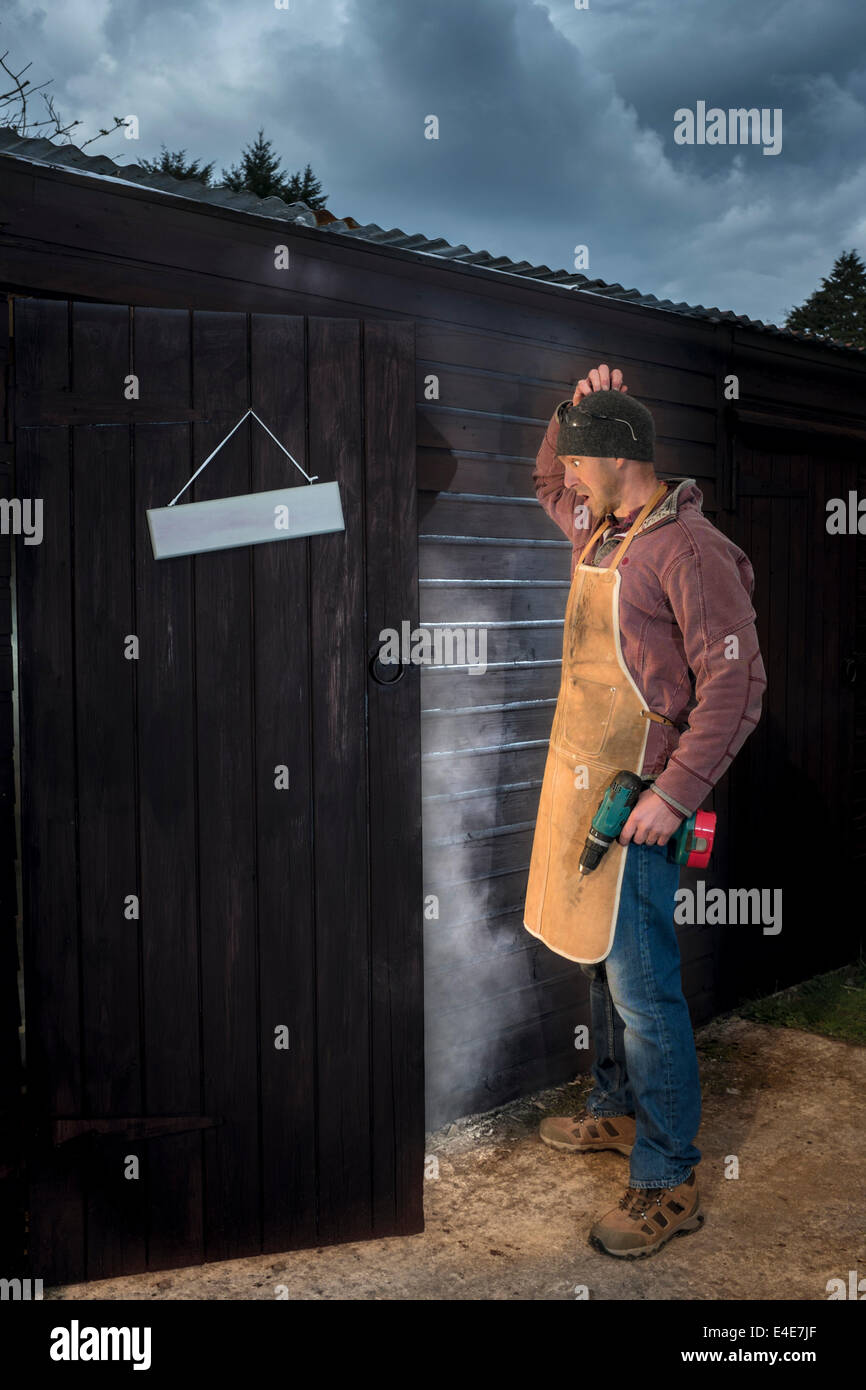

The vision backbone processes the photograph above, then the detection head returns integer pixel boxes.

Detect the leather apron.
[524,482,670,964]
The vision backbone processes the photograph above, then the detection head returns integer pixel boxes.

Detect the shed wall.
[2,161,866,1132]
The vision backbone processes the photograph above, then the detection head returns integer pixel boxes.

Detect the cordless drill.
[578,769,716,875]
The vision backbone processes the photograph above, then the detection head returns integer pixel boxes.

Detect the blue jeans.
[580,840,702,1189]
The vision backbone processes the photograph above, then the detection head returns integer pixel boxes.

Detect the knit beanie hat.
[555,390,655,462]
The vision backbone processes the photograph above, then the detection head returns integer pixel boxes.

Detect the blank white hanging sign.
[146,407,345,559]
[148,480,345,560]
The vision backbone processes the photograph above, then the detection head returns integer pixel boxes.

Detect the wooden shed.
[1,129,864,1283]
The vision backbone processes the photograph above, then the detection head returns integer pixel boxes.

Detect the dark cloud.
[3,0,864,325]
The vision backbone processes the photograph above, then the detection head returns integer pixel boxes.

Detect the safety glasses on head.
[564,404,639,443]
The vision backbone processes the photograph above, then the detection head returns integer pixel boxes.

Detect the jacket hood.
[638,477,705,534]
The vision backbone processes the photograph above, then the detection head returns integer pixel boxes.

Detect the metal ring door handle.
[368,650,406,685]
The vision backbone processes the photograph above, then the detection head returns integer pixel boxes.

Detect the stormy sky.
[3,0,864,327]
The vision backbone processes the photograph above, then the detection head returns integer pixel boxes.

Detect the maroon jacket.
[533,403,767,819]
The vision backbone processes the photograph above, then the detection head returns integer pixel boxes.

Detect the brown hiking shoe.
[539,1109,635,1156]
[589,1170,704,1259]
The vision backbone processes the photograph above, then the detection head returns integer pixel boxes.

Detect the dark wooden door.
[714,433,862,1005]
[11,299,422,1284]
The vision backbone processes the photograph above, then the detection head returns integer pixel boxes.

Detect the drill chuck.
[578,770,645,876]
[578,825,617,874]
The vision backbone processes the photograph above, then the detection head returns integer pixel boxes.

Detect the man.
[530,363,766,1258]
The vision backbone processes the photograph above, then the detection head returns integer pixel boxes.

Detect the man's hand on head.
[572,363,629,404]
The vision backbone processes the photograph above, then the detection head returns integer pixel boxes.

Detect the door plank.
[70,303,146,1278]
[15,300,87,1284]
[133,306,204,1270]
[308,319,372,1245]
[364,319,424,1235]
[192,312,260,1261]
[250,313,318,1252]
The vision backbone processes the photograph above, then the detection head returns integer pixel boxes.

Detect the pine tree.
[218,129,328,209]
[283,161,326,210]
[137,144,215,185]
[219,127,287,198]
[784,249,866,348]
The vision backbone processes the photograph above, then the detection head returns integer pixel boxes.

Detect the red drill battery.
[671,809,716,868]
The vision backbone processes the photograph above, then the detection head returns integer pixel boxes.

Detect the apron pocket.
[560,675,617,758]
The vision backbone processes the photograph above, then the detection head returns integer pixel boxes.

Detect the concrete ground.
[47,1016,865,1301]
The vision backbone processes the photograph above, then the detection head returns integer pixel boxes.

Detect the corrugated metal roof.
[1,126,863,357]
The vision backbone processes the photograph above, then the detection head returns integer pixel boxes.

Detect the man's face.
[559,454,620,513]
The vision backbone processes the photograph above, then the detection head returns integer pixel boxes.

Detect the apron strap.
[576,513,611,566]
[641,708,679,728]
[576,479,668,569]
[607,481,669,572]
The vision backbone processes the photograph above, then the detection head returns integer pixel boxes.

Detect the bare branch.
[74,115,129,149]
[0,28,126,148]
